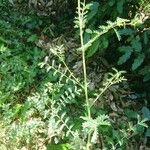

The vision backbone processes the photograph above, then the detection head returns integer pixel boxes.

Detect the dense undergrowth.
[0,0,150,150]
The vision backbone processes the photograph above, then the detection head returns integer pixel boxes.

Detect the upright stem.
[78,0,91,119]
[78,0,91,149]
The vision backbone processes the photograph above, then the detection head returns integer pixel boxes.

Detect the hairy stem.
[78,0,91,149]
[78,0,91,119]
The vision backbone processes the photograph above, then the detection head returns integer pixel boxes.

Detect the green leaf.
[125,109,138,119]
[86,39,100,57]
[84,32,91,44]
[143,74,150,82]
[85,28,93,34]
[135,125,145,133]
[132,53,145,70]
[81,115,110,132]
[0,37,8,43]
[27,34,38,43]
[86,2,99,21]
[118,46,133,65]
[142,107,150,120]
[131,36,142,52]
[47,144,69,150]
[118,46,132,53]
[101,36,109,49]
[118,28,133,36]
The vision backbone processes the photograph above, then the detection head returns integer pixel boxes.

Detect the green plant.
[75,0,150,84]
[0,0,149,149]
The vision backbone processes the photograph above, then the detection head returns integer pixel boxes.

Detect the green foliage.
[47,144,69,150]
[0,19,45,105]
[118,46,133,65]
[0,0,149,149]
[117,26,150,81]
[74,0,150,83]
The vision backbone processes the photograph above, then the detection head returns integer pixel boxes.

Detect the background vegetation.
[0,0,150,149]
